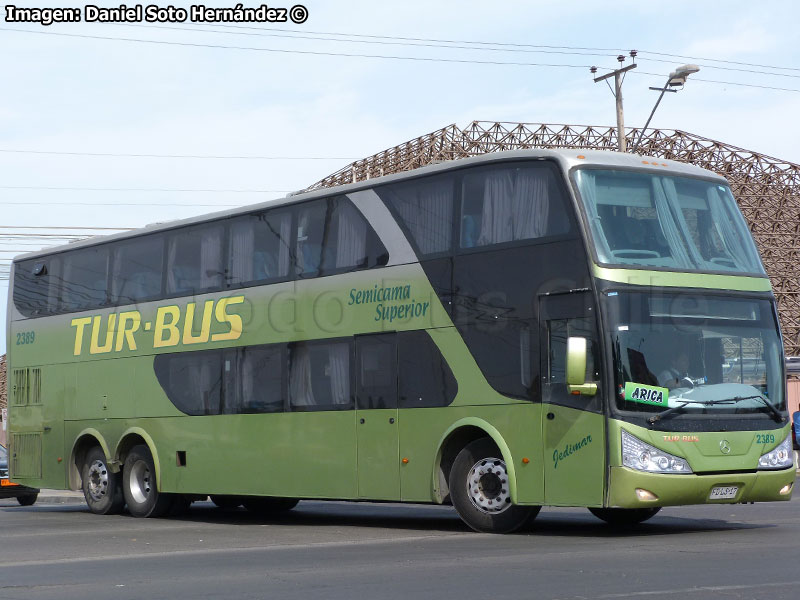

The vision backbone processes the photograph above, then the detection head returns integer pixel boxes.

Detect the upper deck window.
[460,164,571,248]
[573,169,764,274]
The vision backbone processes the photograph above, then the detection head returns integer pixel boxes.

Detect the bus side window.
[377,174,455,257]
[460,164,571,249]
[227,345,285,414]
[60,247,110,312]
[154,349,224,416]
[288,341,353,411]
[110,235,164,305]
[398,331,458,408]
[165,224,224,296]
[357,335,397,410]
[228,210,292,287]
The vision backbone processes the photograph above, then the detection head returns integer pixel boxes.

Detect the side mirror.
[566,336,597,396]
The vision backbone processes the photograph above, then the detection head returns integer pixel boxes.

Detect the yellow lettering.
[183,300,214,345]
[212,296,245,342]
[89,314,116,355]
[115,311,141,352]
[154,306,181,348]
[70,317,92,356]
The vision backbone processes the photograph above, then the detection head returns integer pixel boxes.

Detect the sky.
[1,0,799,353]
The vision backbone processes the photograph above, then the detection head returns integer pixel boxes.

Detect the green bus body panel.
[542,404,606,507]
[592,265,772,292]
[605,419,794,507]
[356,407,400,499]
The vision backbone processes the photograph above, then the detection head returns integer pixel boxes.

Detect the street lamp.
[631,64,700,154]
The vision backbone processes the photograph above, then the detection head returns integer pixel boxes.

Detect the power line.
[0,226,131,230]
[138,23,800,73]
[0,185,290,193]
[0,148,357,160]
[0,201,244,206]
[0,28,604,69]
[134,23,800,79]
[6,27,797,94]
[634,70,800,93]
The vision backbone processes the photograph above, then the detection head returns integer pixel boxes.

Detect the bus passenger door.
[355,334,400,500]
[539,292,606,507]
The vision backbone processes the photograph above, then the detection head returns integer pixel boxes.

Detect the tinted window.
[295,197,388,278]
[459,320,535,400]
[13,258,59,317]
[357,335,397,409]
[289,340,353,410]
[378,173,455,256]
[460,164,570,249]
[398,330,457,408]
[60,247,109,312]
[228,210,292,287]
[225,345,285,414]
[110,236,164,305]
[166,224,224,296]
[154,349,223,416]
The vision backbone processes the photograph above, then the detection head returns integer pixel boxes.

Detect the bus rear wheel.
[16,494,38,506]
[82,446,124,515]
[449,438,538,534]
[122,445,173,518]
[242,497,299,513]
[210,495,243,509]
[589,507,661,526]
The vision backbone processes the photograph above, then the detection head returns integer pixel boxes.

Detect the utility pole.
[591,52,637,152]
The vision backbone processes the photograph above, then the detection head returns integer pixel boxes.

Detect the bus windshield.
[604,292,785,419]
[573,168,765,274]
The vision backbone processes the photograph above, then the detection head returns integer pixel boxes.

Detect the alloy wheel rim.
[467,457,511,514]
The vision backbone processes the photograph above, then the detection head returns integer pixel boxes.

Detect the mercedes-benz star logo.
[720,440,731,454]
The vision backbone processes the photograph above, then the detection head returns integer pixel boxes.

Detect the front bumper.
[608,466,795,508]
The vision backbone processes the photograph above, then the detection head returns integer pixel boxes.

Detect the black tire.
[16,493,38,506]
[449,438,537,534]
[122,444,173,518]
[210,495,243,510]
[242,497,300,513]
[81,446,124,515]
[589,507,661,526]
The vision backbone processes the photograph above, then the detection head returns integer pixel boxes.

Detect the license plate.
[709,486,738,500]
[0,479,19,487]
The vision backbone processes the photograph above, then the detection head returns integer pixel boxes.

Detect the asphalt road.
[1,491,799,600]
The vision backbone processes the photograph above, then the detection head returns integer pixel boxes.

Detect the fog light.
[636,488,658,501]
[780,483,793,495]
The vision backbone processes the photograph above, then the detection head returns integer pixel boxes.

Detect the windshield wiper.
[647,399,735,425]
[648,395,785,425]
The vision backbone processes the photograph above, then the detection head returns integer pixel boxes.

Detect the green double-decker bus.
[6,149,794,533]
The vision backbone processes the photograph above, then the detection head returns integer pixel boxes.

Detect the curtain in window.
[574,171,612,261]
[335,201,367,268]
[478,170,514,245]
[328,343,350,405]
[277,212,292,277]
[706,186,752,271]
[513,168,551,240]
[390,179,453,255]
[289,346,315,407]
[166,238,182,293]
[652,178,696,268]
[229,220,255,285]
[200,229,223,289]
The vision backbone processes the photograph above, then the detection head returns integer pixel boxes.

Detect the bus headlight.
[757,436,793,470]
[621,430,692,474]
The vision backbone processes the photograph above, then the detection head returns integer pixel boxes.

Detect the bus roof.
[12,148,726,262]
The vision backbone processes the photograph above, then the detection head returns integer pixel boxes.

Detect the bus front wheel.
[449,438,538,534]
[589,507,661,526]
[81,446,124,515]
[122,445,173,518]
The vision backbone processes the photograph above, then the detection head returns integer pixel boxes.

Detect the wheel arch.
[69,429,112,491]
[433,418,518,504]
[115,428,162,490]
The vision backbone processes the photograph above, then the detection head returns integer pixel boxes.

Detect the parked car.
[786,356,800,377]
[0,444,39,505]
